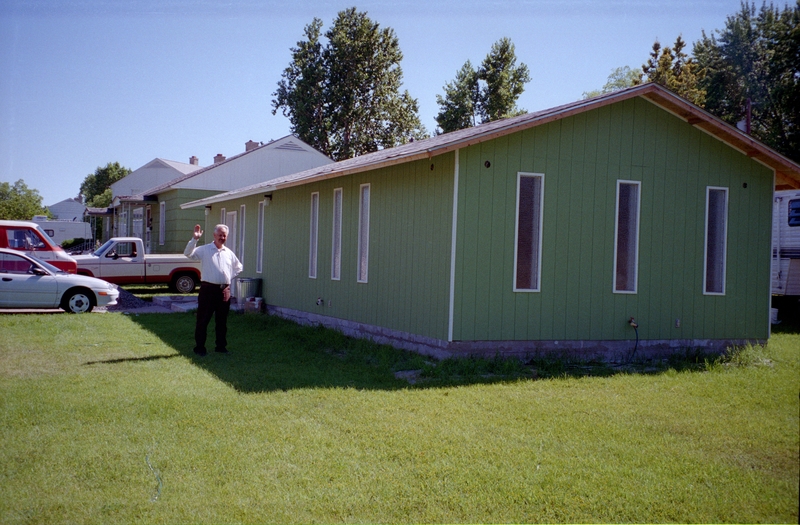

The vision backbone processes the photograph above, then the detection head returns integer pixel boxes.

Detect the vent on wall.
[276,141,306,152]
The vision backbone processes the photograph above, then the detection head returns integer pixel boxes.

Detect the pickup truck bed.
[73,237,201,292]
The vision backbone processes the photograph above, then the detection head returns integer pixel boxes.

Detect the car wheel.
[172,274,197,293]
[62,289,95,313]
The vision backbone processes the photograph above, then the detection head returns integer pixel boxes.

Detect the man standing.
[184,224,243,356]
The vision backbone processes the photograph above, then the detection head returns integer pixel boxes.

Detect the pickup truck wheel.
[62,288,95,313]
[172,274,197,293]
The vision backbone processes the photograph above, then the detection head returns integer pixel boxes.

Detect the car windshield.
[93,239,117,257]
[33,225,60,249]
[25,253,65,274]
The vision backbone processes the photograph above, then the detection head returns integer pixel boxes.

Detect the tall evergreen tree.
[638,35,705,106]
[272,8,427,161]
[435,37,531,133]
[694,1,799,162]
[479,37,531,122]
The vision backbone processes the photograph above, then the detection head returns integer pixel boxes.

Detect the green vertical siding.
[226,156,455,341]
[151,189,217,253]
[452,97,773,342]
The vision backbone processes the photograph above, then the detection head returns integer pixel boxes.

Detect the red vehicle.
[0,220,78,273]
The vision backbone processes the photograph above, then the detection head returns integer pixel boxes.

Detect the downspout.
[448,149,460,343]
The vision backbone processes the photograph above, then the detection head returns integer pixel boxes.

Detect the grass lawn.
[0,310,797,523]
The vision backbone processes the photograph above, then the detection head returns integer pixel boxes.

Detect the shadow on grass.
[128,312,426,393]
[119,310,782,394]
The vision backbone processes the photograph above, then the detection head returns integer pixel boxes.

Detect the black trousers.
[195,282,231,351]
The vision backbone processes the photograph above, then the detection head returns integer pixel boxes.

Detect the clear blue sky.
[1,0,750,207]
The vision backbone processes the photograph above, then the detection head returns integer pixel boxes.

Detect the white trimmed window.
[514,173,545,292]
[256,200,265,274]
[225,210,237,255]
[331,188,343,280]
[357,184,370,283]
[309,192,319,279]
[704,187,729,295]
[613,180,641,293]
[159,201,165,245]
[238,204,246,262]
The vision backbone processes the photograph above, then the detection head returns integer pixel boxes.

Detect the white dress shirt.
[184,238,243,285]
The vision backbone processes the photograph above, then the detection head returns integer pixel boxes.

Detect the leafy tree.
[435,37,531,133]
[0,179,48,220]
[272,8,427,161]
[694,1,800,162]
[79,162,130,208]
[435,61,481,133]
[582,66,642,99]
[638,35,706,105]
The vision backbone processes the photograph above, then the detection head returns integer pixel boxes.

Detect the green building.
[184,84,800,360]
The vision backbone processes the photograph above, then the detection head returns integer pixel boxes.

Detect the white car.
[0,248,119,313]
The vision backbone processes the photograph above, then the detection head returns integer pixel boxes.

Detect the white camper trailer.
[772,190,800,296]
[32,217,92,246]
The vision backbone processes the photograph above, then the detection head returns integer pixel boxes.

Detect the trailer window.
[789,199,800,227]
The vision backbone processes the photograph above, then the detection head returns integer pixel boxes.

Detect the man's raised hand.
[193,224,203,239]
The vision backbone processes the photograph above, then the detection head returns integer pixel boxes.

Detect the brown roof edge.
[639,88,800,188]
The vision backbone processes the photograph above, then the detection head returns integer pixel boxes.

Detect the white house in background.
[111,157,203,198]
[46,198,86,221]
[115,136,333,253]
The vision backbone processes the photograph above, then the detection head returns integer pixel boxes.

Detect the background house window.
[514,173,545,292]
[256,200,265,274]
[357,184,370,283]
[119,211,128,237]
[159,201,165,245]
[332,188,342,280]
[704,187,728,295]
[613,180,641,293]
[309,192,319,279]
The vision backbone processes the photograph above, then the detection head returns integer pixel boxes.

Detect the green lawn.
[1,311,797,524]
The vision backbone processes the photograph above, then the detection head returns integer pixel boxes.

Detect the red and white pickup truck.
[73,237,201,293]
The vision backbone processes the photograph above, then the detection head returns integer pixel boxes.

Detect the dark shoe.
[193,347,207,356]
[215,348,228,354]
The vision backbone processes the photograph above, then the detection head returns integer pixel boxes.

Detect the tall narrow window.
[238,204,246,262]
[220,208,226,225]
[357,184,370,283]
[331,188,343,280]
[159,201,165,245]
[613,180,641,293]
[309,192,319,279]
[704,187,728,295]
[225,211,237,255]
[514,173,545,291]
[256,200,265,274]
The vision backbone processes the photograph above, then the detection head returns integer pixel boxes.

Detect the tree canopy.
[0,179,48,220]
[272,8,427,161]
[582,66,642,99]
[435,38,531,133]
[694,1,799,162]
[79,162,131,208]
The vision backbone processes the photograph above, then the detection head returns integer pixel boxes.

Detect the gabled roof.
[137,135,324,200]
[182,83,800,210]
